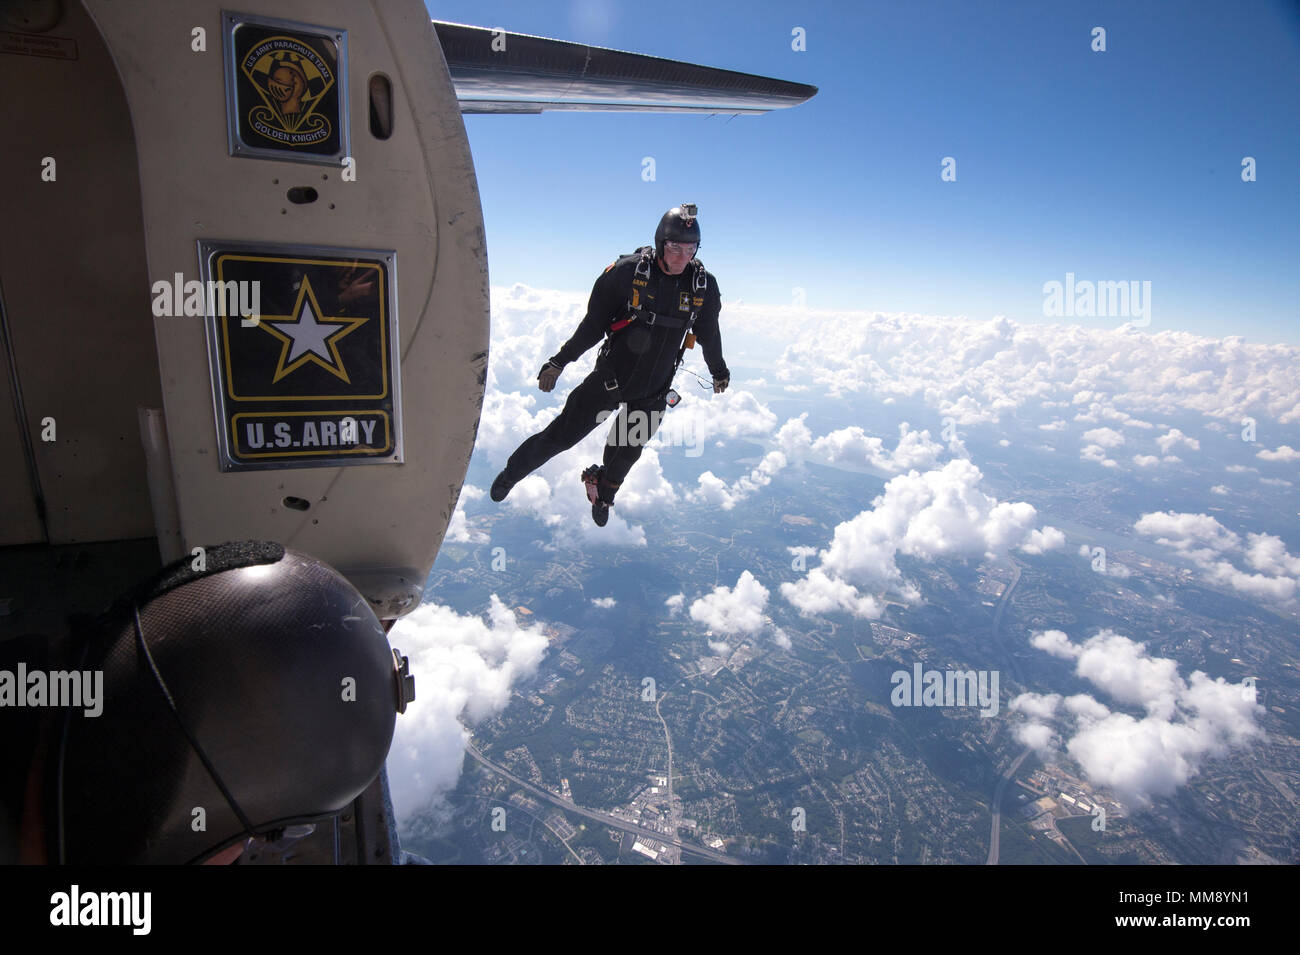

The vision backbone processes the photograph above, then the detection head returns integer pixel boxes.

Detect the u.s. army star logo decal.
[259,276,367,383]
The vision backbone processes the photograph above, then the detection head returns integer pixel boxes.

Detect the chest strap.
[612,306,690,331]
[610,249,706,334]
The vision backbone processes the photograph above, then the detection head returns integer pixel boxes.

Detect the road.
[986,745,1032,865]
[986,559,1028,865]
[463,742,740,864]
[653,690,680,844]
[990,560,1023,683]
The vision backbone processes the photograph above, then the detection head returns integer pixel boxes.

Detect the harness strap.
[613,247,658,333]
[611,251,706,334]
[605,251,708,385]
[617,306,690,329]
[672,259,706,372]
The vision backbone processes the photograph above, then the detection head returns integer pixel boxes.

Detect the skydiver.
[490,204,730,526]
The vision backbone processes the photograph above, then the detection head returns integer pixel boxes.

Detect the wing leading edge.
[432,20,817,114]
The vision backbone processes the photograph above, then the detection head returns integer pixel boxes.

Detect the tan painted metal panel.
[84,0,489,614]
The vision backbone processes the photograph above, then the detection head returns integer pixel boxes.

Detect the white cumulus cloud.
[1082,427,1125,449]
[687,450,788,510]
[1156,428,1200,455]
[1134,512,1299,604]
[810,422,946,473]
[689,570,770,636]
[781,460,1062,618]
[1257,444,1300,462]
[1015,629,1264,808]
[387,596,551,826]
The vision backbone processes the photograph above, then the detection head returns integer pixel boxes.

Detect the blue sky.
[425,0,1300,344]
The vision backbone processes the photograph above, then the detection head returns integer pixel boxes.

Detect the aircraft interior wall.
[0,0,162,547]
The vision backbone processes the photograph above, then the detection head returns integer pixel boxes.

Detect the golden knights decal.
[198,241,402,471]
[223,14,349,164]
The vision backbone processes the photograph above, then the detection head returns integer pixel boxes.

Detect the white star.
[269,294,338,365]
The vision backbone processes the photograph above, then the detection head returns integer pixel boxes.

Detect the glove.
[538,361,562,392]
[713,375,729,394]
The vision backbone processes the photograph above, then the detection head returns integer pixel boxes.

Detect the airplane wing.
[433,21,818,114]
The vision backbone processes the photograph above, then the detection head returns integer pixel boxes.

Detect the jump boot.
[580,464,621,527]
[490,469,516,502]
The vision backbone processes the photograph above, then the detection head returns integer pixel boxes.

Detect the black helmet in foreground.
[53,541,410,864]
[655,203,701,259]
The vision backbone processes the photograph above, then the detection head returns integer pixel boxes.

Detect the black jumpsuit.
[502,250,729,498]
